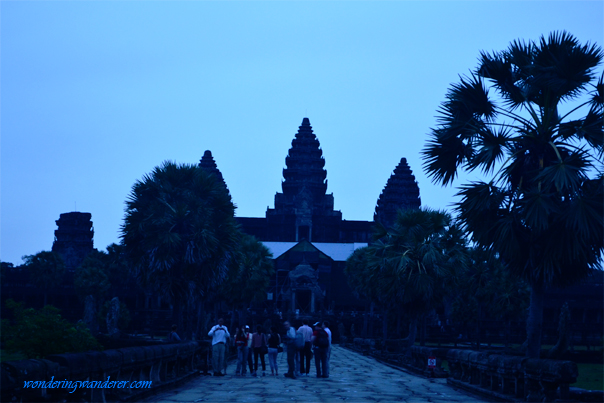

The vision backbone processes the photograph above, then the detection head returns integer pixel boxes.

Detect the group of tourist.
[207,317,332,379]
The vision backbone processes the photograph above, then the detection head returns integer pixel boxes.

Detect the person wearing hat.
[243,325,253,375]
[311,322,330,378]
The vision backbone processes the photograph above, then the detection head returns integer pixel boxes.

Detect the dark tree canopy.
[121,161,240,328]
[422,31,603,358]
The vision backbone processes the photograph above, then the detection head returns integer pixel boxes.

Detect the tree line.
[346,31,603,359]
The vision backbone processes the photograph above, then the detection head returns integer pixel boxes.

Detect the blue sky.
[2,1,602,265]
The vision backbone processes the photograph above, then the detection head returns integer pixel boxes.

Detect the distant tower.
[199,150,228,189]
[266,118,342,242]
[51,212,94,271]
[374,158,421,229]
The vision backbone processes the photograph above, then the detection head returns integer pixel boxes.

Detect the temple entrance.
[296,290,312,312]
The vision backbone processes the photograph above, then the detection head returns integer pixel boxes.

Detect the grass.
[440,360,602,391]
[576,363,604,391]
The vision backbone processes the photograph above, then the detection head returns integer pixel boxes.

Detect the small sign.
[428,357,436,369]
[267,293,273,300]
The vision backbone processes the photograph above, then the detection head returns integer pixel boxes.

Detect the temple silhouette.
[201,118,421,313]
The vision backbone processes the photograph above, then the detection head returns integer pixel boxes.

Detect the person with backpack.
[267,326,281,376]
[297,319,313,377]
[234,328,249,376]
[311,321,329,378]
[251,325,268,376]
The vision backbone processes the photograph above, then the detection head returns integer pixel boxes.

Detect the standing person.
[323,321,332,376]
[244,325,254,375]
[251,325,268,377]
[267,326,281,376]
[294,325,304,377]
[168,325,181,342]
[311,322,329,378]
[235,328,249,376]
[297,319,313,377]
[283,321,297,379]
[208,318,230,376]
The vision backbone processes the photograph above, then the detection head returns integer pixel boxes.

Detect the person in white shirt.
[297,319,313,376]
[208,318,230,376]
[283,321,297,379]
[243,325,253,375]
[322,321,332,376]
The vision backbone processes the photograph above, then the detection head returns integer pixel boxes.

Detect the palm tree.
[345,246,379,338]
[449,247,529,349]
[422,31,603,358]
[121,161,240,333]
[369,208,466,349]
[218,233,274,328]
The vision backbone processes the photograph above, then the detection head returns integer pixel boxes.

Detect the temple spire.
[374,157,421,229]
[198,150,228,190]
[281,118,327,199]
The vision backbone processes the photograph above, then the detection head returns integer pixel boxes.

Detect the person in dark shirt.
[235,328,249,376]
[267,326,281,376]
[311,322,329,378]
[168,325,181,342]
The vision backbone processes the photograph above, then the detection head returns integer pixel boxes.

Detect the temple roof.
[374,157,421,228]
[198,150,227,189]
[281,118,328,199]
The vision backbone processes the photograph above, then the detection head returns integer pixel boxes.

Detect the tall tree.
[345,246,378,338]
[74,250,111,333]
[368,208,466,349]
[121,161,240,333]
[74,250,111,301]
[449,247,529,349]
[422,31,603,358]
[218,233,274,327]
[23,251,66,306]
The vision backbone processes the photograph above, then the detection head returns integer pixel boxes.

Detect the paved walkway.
[145,346,488,402]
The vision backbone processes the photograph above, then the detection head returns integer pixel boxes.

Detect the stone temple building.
[200,118,422,314]
[51,212,94,271]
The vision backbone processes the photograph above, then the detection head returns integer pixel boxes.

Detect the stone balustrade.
[1,341,209,403]
[446,348,578,402]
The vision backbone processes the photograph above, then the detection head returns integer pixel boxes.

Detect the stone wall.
[1,341,209,402]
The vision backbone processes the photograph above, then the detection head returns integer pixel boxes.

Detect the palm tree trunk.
[369,302,375,338]
[196,300,207,340]
[239,308,247,329]
[362,302,369,338]
[173,296,183,333]
[230,306,236,330]
[477,304,482,351]
[420,316,426,346]
[396,314,401,337]
[505,320,511,354]
[405,317,418,357]
[382,307,388,342]
[526,280,545,358]
[185,300,194,340]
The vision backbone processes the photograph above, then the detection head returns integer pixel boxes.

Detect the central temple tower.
[266,118,343,242]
